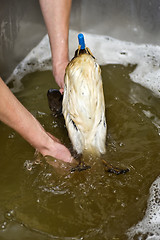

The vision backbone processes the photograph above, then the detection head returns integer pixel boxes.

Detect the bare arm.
[0,78,72,162]
[39,0,72,92]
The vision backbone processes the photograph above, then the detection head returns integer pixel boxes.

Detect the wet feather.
[63,52,107,155]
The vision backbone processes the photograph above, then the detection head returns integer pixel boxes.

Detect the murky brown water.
[0,65,160,240]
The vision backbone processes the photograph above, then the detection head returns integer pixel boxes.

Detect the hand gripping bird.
[47,33,129,174]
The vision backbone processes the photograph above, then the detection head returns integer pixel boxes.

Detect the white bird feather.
[63,50,107,156]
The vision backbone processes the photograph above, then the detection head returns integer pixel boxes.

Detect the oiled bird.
[62,33,128,174]
[63,35,107,156]
[47,33,129,174]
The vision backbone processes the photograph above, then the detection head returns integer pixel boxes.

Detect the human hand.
[53,60,68,94]
[39,132,73,163]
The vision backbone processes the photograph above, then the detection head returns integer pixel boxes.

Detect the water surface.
[0,65,160,240]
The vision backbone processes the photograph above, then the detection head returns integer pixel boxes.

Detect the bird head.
[73,33,95,60]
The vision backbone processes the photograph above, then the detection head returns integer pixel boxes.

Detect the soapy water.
[6,30,160,239]
[127,176,160,240]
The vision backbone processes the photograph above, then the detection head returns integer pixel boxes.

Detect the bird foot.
[102,160,129,175]
[71,162,91,172]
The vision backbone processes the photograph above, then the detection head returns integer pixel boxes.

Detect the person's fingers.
[59,88,64,94]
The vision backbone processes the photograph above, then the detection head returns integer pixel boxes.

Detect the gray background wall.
[0,0,160,79]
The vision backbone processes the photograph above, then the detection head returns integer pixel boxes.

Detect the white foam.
[143,110,160,136]
[127,176,160,239]
[7,30,160,97]
[6,34,52,92]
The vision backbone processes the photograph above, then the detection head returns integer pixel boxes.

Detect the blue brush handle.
[78,33,85,50]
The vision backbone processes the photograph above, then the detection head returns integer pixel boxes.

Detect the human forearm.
[0,78,47,148]
[0,78,72,162]
[39,0,72,90]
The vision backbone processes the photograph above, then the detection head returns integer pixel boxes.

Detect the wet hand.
[40,132,73,163]
[53,60,68,93]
